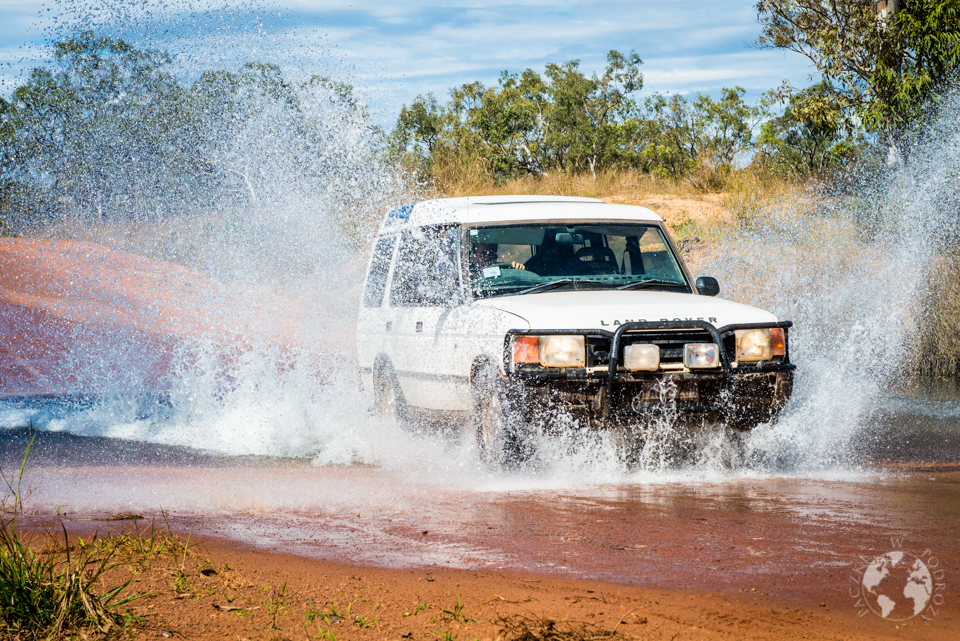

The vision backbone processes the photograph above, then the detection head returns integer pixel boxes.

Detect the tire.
[374,362,408,425]
[472,365,529,467]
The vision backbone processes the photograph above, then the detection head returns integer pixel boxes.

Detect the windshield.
[467,223,689,299]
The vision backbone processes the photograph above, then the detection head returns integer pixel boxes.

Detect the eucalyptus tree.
[635,88,758,178]
[0,31,209,230]
[757,81,857,177]
[543,50,644,178]
[756,0,960,144]
[389,50,644,182]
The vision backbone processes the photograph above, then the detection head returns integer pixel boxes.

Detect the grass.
[435,165,734,202]
[439,597,476,624]
[427,147,799,207]
[0,438,142,639]
[913,249,960,376]
[0,439,220,640]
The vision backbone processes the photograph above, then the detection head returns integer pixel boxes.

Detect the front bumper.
[502,320,795,428]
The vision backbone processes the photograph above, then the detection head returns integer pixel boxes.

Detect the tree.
[0,31,210,228]
[0,32,384,238]
[389,50,643,183]
[757,0,960,142]
[544,50,644,178]
[635,88,758,179]
[757,81,858,177]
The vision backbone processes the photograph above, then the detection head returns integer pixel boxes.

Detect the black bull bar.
[502,320,795,415]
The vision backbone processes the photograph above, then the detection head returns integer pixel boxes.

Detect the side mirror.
[696,276,720,296]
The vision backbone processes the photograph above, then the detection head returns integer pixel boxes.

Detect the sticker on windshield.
[483,266,501,278]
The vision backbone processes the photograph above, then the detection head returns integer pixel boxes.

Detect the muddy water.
[3,386,959,606]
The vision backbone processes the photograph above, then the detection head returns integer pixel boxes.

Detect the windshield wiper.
[616,279,685,291]
[518,279,606,295]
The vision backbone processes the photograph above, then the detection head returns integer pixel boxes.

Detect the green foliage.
[0,31,380,237]
[389,50,646,183]
[391,52,767,187]
[757,81,861,177]
[872,0,960,134]
[0,31,208,231]
[637,87,758,180]
[757,0,960,140]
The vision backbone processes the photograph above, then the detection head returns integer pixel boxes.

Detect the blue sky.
[0,0,817,126]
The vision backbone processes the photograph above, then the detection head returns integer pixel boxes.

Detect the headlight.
[624,344,660,371]
[735,328,772,362]
[539,335,585,367]
[684,343,720,369]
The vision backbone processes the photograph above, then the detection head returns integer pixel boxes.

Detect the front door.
[387,225,467,411]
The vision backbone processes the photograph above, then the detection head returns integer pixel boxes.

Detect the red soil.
[22,517,955,641]
[0,238,332,395]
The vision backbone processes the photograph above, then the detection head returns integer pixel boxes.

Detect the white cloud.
[0,0,818,124]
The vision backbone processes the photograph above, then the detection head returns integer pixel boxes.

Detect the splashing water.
[708,92,960,472]
[3,5,960,484]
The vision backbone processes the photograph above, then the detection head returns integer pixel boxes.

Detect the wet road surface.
[4,422,959,612]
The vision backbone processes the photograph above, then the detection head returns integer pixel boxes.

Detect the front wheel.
[374,362,409,426]
[472,365,530,467]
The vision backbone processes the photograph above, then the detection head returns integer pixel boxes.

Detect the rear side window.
[362,235,397,308]
[390,226,462,307]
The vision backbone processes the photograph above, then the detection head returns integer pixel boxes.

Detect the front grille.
[576,330,726,370]
[620,330,715,367]
[586,336,612,367]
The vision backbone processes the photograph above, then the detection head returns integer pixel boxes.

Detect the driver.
[470,242,525,275]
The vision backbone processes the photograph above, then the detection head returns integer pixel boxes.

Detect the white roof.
[381,195,663,231]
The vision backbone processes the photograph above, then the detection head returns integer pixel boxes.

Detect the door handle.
[415,321,423,333]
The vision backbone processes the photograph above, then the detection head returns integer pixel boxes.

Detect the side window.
[362,235,397,308]
[390,226,463,307]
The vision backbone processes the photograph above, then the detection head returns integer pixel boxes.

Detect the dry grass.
[430,156,803,236]
[718,170,816,229]
[496,612,633,641]
[913,250,960,376]
[434,164,724,202]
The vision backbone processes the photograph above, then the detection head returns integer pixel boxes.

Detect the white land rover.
[356,196,794,463]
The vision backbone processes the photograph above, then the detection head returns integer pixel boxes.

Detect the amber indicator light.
[513,335,540,363]
[770,328,786,356]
